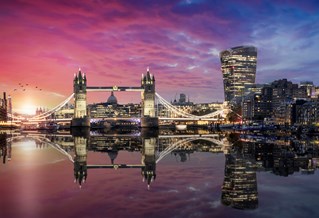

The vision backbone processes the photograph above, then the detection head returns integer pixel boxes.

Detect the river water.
[1,129,319,218]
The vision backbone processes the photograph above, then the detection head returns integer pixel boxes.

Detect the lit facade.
[73,70,87,118]
[241,86,272,122]
[220,46,257,102]
[222,153,258,209]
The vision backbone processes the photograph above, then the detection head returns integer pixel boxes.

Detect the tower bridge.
[9,68,232,126]
[72,67,158,128]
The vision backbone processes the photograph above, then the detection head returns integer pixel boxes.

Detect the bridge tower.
[141,68,159,128]
[141,136,157,189]
[71,69,90,127]
[73,136,88,188]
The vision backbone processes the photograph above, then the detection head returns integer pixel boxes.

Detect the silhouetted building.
[254,142,274,170]
[220,46,257,102]
[273,147,295,176]
[292,99,308,125]
[179,93,186,104]
[107,91,118,105]
[268,79,309,125]
[272,100,294,125]
[0,92,7,122]
[271,79,307,110]
[300,81,315,98]
[242,86,272,122]
[295,100,319,125]
[0,133,8,164]
[241,79,312,123]
[36,107,46,116]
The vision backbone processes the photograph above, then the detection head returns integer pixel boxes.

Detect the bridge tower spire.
[141,67,159,128]
[71,69,90,127]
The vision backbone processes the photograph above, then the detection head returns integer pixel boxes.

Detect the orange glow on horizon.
[17,103,37,115]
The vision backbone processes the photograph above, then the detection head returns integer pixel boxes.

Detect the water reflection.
[221,141,258,209]
[3,129,319,211]
[74,136,88,187]
[221,132,319,209]
[0,132,11,163]
[35,129,230,191]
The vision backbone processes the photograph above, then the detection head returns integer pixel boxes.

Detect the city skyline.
[1,0,319,114]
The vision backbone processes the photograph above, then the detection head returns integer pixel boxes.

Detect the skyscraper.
[220,46,257,102]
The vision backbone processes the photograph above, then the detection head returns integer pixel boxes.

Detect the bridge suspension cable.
[155,93,198,118]
[197,109,229,119]
[37,137,74,163]
[156,138,194,163]
[156,137,230,163]
[155,93,231,119]
[30,93,74,120]
[11,91,234,122]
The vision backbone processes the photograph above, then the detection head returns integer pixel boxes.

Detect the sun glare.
[20,104,36,115]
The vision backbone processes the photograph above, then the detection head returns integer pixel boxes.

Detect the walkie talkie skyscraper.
[220,46,257,102]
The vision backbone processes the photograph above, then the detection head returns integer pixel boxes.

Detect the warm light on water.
[1,130,319,218]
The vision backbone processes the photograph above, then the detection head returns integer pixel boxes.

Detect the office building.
[220,46,257,102]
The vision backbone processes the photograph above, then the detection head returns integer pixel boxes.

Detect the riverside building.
[220,46,257,102]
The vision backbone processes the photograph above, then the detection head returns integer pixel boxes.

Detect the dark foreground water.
[1,129,319,218]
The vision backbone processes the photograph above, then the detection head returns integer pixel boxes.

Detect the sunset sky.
[1,0,319,114]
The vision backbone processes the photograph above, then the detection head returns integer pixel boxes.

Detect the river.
[1,129,318,218]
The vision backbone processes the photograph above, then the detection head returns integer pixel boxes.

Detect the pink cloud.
[1,0,318,112]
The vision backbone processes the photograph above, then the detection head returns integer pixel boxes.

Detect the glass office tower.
[220,46,257,102]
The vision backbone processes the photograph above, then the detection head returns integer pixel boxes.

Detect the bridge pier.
[141,134,157,189]
[71,117,90,128]
[141,68,159,128]
[71,69,90,128]
[140,117,159,128]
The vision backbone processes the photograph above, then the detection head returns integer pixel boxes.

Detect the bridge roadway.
[16,132,221,139]
[86,164,144,169]
[24,117,220,123]
[86,86,144,92]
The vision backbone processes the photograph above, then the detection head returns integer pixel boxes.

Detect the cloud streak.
[1,0,319,111]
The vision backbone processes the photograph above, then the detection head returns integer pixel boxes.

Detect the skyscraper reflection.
[3,130,319,217]
[221,153,258,209]
[20,130,319,209]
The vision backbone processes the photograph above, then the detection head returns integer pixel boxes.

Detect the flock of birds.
[12,83,42,92]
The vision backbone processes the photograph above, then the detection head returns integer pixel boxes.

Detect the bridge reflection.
[3,130,319,210]
[31,129,229,190]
